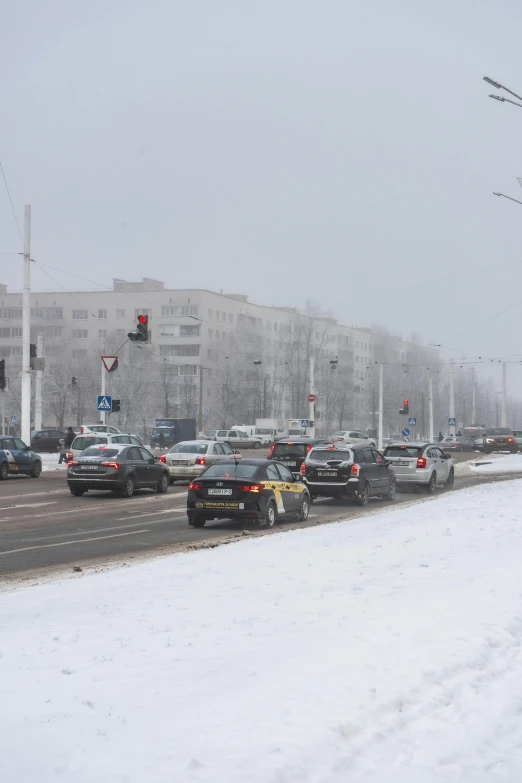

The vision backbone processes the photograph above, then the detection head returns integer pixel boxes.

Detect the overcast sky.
[2,0,522,389]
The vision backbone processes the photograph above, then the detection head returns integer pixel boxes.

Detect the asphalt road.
[0,451,496,581]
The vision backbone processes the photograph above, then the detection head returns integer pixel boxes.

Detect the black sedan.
[187,458,311,528]
[302,442,396,504]
[267,437,327,477]
[67,444,170,497]
[31,428,67,453]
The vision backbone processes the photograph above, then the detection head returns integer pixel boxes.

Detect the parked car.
[0,436,42,479]
[186,458,310,528]
[440,436,474,452]
[67,444,169,497]
[214,429,263,449]
[481,428,518,454]
[30,428,67,453]
[301,442,396,504]
[79,424,122,435]
[267,437,327,478]
[160,439,241,483]
[331,430,377,447]
[512,430,522,451]
[383,442,454,492]
[67,433,143,462]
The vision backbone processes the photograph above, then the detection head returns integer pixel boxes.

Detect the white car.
[67,433,143,461]
[383,441,454,492]
[79,424,122,435]
[160,439,241,483]
[331,430,377,447]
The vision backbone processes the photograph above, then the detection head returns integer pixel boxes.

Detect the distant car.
[0,436,42,480]
[380,437,393,451]
[79,424,122,435]
[67,433,143,462]
[267,437,327,478]
[383,442,454,492]
[30,428,67,453]
[331,430,377,447]
[482,428,518,454]
[440,436,474,453]
[186,458,310,528]
[214,429,263,449]
[160,439,241,483]
[67,444,169,497]
[512,431,522,452]
[301,442,396,504]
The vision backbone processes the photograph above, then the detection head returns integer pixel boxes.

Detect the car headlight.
[486,438,494,442]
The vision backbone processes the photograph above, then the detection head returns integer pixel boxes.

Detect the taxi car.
[0,436,42,480]
[187,458,310,528]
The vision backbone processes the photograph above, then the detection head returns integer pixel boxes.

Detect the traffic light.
[399,399,409,415]
[0,359,5,391]
[112,399,121,413]
[128,314,149,342]
[71,376,79,391]
[29,343,37,370]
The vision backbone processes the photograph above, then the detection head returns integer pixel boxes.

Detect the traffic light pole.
[21,206,31,445]
[100,359,106,426]
[378,363,383,451]
[34,332,44,431]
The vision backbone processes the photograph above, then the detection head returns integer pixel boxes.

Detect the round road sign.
[308,394,316,402]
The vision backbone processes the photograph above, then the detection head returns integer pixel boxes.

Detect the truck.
[254,418,288,445]
[150,418,197,449]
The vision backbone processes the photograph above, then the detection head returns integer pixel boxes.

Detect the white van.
[231,424,256,437]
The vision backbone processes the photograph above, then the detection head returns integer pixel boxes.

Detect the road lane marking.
[0,499,188,523]
[0,502,58,510]
[0,529,151,556]
[114,509,186,521]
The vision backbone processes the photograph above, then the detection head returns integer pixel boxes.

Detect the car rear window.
[86,425,107,433]
[169,443,208,454]
[202,464,259,479]
[486,428,512,436]
[80,447,120,458]
[271,443,308,457]
[384,446,423,457]
[308,449,353,462]
[72,436,107,450]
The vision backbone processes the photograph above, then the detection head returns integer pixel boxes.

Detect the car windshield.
[272,443,308,457]
[384,446,423,457]
[202,463,259,479]
[85,425,107,432]
[80,447,120,458]
[309,449,353,462]
[72,436,107,450]
[486,428,512,436]
[169,442,208,454]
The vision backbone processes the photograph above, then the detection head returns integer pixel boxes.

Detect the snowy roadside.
[467,451,522,475]
[2,480,522,782]
[453,451,504,476]
[40,453,68,472]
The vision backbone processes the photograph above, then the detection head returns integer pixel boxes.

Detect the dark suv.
[482,428,518,454]
[268,437,326,478]
[301,442,396,505]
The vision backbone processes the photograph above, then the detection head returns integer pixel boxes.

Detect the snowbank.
[40,453,67,472]
[2,480,522,782]
[468,452,522,475]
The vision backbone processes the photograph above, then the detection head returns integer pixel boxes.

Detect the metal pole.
[77,383,81,427]
[501,363,507,427]
[428,372,434,442]
[471,368,476,425]
[309,355,315,437]
[378,363,383,450]
[449,361,455,436]
[21,205,31,445]
[263,375,267,418]
[100,358,106,426]
[198,365,204,435]
[34,332,44,430]
[372,385,376,434]
[421,391,425,439]
[1,392,4,436]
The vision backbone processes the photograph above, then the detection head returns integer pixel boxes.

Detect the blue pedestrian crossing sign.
[408,417,417,426]
[10,415,16,424]
[300,419,310,428]
[97,395,112,412]
[402,427,410,437]
[448,417,456,426]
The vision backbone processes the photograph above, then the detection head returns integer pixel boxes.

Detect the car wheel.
[189,516,206,528]
[30,461,42,478]
[121,477,135,498]
[427,472,436,494]
[253,441,261,450]
[385,478,396,501]
[70,488,85,497]
[356,481,370,506]
[444,468,454,489]
[298,494,310,521]
[0,462,8,480]
[261,500,277,528]
[156,473,169,493]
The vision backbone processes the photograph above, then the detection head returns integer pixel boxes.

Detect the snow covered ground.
[40,453,68,472]
[2,480,522,782]
[468,452,522,475]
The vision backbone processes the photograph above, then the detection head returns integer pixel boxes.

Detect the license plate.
[395,461,409,466]
[195,501,243,509]
[175,460,190,465]
[281,461,297,467]
[208,488,232,495]
[318,471,337,476]
[80,465,99,471]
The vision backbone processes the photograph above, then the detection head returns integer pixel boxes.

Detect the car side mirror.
[234,449,240,454]
[26,446,32,452]
[444,452,451,459]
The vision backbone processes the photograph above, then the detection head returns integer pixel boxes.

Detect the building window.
[44,326,63,338]
[98,329,108,339]
[0,328,10,338]
[45,307,63,319]
[72,329,88,339]
[30,308,44,318]
[208,328,213,339]
[72,310,88,320]
[179,364,198,376]
[222,312,226,321]
[134,308,151,318]
[180,325,199,337]
[207,348,213,359]
[228,313,233,323]
[11,327,22,337]
[10,346,22,356]
[72,349,88,359]
[159,344,200,357]
[98,309,107,319]
[161,305,199,317]
[208,309,213,319]
[116,309,125,319]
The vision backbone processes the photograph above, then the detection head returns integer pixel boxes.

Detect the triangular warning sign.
[98,396,111,410]
[102,356,119,373]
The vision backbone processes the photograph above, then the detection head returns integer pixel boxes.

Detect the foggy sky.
[1,0,522,391]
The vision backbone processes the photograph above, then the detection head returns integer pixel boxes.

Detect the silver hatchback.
[383,442,454,493]
[161,440,241,483]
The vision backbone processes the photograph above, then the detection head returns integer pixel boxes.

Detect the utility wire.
[0,160,23,244]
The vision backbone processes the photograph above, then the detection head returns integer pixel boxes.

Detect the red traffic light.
[137,315,148,324]
[403,399,408,406]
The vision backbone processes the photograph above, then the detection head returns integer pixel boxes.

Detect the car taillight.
[306,444,311,452]
[238,484,263,493]
[195,456,206,465]
[159,454,166,463]
[67,460,78,466]
[188,482,202,490]
[267,445,274,458]
[80,427,84,434]
[300,462,306,475]
[67,452,73,460]
[102,462,120,469]
[417,457,427,468]
[350,463,359,477]
[508,437,514,442]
